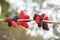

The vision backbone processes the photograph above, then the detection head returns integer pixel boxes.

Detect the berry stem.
[0,19,60,24]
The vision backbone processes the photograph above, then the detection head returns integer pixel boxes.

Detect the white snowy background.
[5,0,60,40]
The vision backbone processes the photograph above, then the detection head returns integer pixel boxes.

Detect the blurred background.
[0,0,60,40]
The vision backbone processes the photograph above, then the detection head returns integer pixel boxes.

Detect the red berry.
[23,15,30,19]
[11,21,17,28]
[40,13,45,20]
[19,10,30,19]
[19,10,25,19]
[4,17,12,22]
[17,21,29,28]
[35,17,40,24]
[20,10,25,14]
[19,13,24,19]
[44,16,49,20]
[42,22,49,31]
[21,22,29,28]
[17,21,23,25]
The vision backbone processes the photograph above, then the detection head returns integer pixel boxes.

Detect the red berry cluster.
[4,17,17,28]
[17,10,30,28]
[4,10,30,28]
[4,11,49,31]
[33,13,49,31]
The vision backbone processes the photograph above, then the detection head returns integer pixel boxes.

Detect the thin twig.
[43,20,60,24]
[0,19,60,24]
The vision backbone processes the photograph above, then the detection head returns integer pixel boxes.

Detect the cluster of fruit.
[4,10,49,31]
[33,13,49,30]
